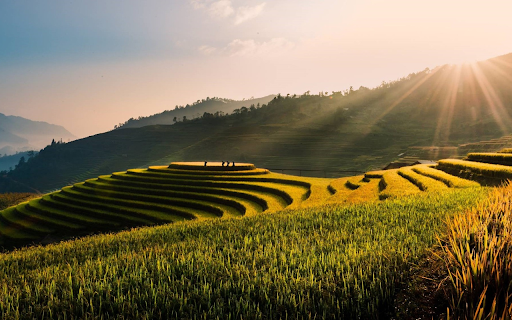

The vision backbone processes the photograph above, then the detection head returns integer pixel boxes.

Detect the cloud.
[234,3,266,25]
[208,0,234,19]
[190,0,265,24]
[199,38,295,57]
[198,45,217,55]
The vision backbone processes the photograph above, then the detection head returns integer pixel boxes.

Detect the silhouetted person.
[204,161,207,166]
[232,162,235,166]
[222,161,225,166]
[226,161,230,166]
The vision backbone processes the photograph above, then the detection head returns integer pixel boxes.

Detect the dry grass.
[439,182,512,319]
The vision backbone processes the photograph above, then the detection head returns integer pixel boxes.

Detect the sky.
[1,0,512,138]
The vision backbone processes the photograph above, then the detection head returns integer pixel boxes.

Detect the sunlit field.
[0,188,488,319]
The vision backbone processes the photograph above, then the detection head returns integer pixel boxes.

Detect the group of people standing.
[203,161,236,166]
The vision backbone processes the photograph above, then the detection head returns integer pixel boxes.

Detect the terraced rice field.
[4,149,512,250]
[0,162,337,248]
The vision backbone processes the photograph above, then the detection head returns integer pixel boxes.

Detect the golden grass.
[438,159,512,179]
[398,166,448,192]
[439,183,512,319]
[379,169,421,200]
[412,164,480,188]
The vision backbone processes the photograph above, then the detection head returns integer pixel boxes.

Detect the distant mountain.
[3,52,512,193]
[116,95,276,129]
[0,127,28,146]
[0,113,76,153]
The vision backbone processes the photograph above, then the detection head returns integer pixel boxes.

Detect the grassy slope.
[0,187,487,319]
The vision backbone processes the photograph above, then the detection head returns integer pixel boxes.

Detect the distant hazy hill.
[0,113,76,153]
[3,52,512,193]
[116,95,276,129]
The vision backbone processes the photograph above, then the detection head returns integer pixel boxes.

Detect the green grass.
[0,187,488,319]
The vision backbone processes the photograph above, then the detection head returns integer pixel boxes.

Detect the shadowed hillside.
[2,53,512,193]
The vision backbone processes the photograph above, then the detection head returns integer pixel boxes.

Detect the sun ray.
[470,62,512,135]
[432,64,462,146]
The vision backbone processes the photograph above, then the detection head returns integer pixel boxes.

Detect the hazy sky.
[1,0,511,138]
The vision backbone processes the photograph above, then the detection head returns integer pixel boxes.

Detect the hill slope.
[116,95,276,129]
[3,53,512,193]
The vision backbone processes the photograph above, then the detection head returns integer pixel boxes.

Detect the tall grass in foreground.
[440,183,512,319]
[0,188,486,319]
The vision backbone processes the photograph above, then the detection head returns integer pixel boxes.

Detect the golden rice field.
[2,150,512,319]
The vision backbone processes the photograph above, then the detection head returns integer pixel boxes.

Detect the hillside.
[5,148,512,317]
[116,95,276,129]
[0,113,76,153]
[0,155,498,318]
[2,53,512,193]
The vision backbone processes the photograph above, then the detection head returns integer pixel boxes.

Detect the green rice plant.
[105,175,271,213]
[0,193,39,210]
[439,182,512,319]
[0,207,55,235]
[438,159,512,180]
[398,166,448,192]
[466,152,512,166]
[412,164,480,188]
[96,175,296,206]
[0,187,488,319]
[77,181,229,217]
[379,169,421,200]
[60,187,202,221]
[14,203,83,230]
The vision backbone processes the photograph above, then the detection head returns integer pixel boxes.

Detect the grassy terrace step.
[71,184,223,220]
[149,166,270,176]
[39,196,136,226]
[138,168,311,187]
[345,176,367,190]
[60,187,196,222]
[169,161,256,172]
[397,166,448,192]
[364,170,387,179]
[102,174,295,206]
[26,198,118,227]
[76,181,237,218]
[0,215,37,241]
[412,165,479,188]
[109,172,283,208]
[51,193,172,225]
[0,207,55,236]
[437,159,512,180]
[466,152,512,166]
[344,178,380,204]
[14,203,84,230]
[379,169,421,200]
